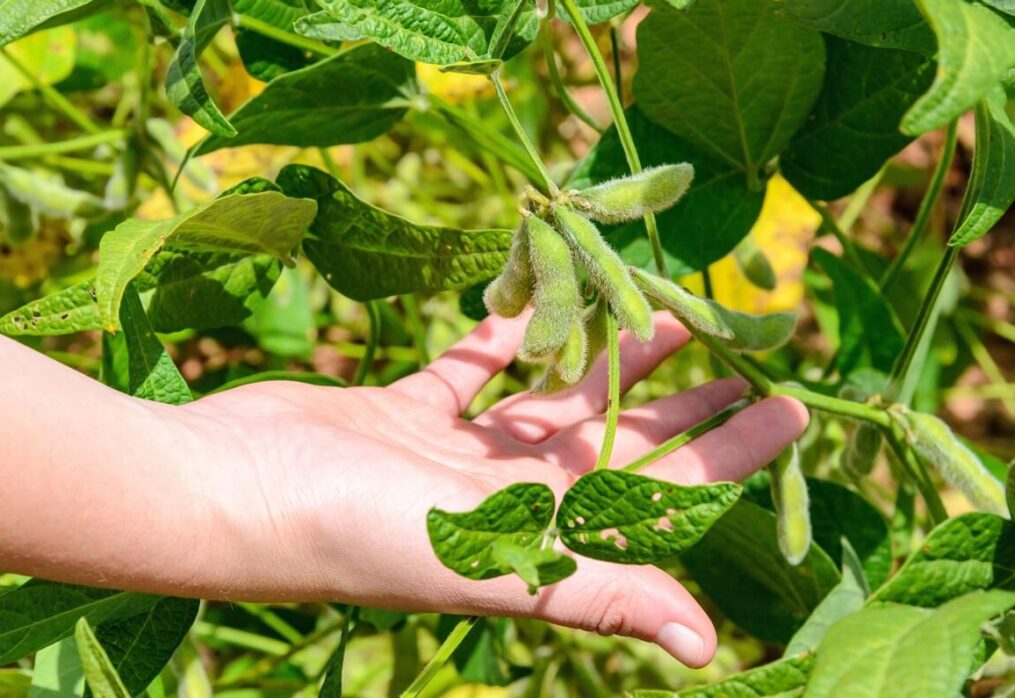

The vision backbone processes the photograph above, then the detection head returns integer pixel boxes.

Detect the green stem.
[880,121,958,293]
[0,48,101,134]
[886,245,959,402]
[622,399,750,472]
[953,315,1015,419]
[609,24,623,104]
[0,130,127,160]
[234,13,339,56]
[556,0,668,277]
[958,306,1015,344]
[885,427,948,524]
[490,71,558,196]
[837,164,886,232]
[402,294,431,366]
[540,21,603,133]
[773,383,892,427]
[428,96,543,184]
[353,301,382,386]
[594,314,621,471]
[401,617,479,698]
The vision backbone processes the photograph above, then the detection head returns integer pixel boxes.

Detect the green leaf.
[74,618,129,698]
[165,0,237,138]
[811,247,905,375]
[0,163,104,219]
[276,164,513,300]
[141,251,283,333]
[632,268,796,352]
[873,513,1015,607]
[566,0,639,25]
[195,44,413,155]
[630,654,814,697]
[982,0,1015,15]
[680,499,842,643]
[244,266,316,359]
[118,286,192,405]
[776,0,935,54]
[948,87,1015,246]
[634,0,825,187]
[901,0,1015,135]
[92,598,199,697]
[59,12,138,90]
[302,0,537,65]
[781,37,935,201]
[0,280,101,336]
[29,637,85,698]
[96,192,316,330]
[427,483,563,582]
[489,541,577,593]
[233,0,318,82]
[0,581,160,666]
[556,470,741,564]
[784,548,866,655]
[806,590,1015,698]
[0,0,108,48]
[569,106,765,275]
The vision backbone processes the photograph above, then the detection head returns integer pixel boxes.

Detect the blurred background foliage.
[0,1,1012,695]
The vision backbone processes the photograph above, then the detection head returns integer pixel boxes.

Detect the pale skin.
[0,311,808,667]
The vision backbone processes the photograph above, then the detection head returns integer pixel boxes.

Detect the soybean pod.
[769,442,811,565]
[484,223,533,318]
[842,423,882,479]
[554,205,653,342]
[574,163,694,224]
[519,215,581,359]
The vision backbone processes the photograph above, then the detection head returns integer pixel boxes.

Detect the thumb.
[505,557,717,667]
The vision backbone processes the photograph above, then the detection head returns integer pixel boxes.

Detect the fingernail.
[656,622,704,666]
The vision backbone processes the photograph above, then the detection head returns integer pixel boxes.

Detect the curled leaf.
[573,163,694,224]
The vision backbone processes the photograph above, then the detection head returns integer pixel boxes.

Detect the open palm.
[184,311,808,666]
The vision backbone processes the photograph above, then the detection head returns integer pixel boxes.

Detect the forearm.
[0,336,222,595]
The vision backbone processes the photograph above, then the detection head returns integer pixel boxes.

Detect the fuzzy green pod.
[573,164,694,224]
[554,316,588,385]
[769,442,811,566]
[554,205,654,342]
[631,268,795,351]
[732,234,776,291]
[520,215,581,360]
[890,408,1008,516]
[582,296,611,368]
[483,224,533,318]
[842,423,882,479]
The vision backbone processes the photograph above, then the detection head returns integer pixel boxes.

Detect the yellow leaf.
[683,175,818,314]
[418,64,493,103]
[0,28,77,108]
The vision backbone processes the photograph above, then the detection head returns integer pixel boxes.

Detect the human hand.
[179,311,808,667]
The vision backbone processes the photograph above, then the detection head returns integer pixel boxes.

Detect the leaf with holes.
[556,470,741,564]
[195,44,414,155]
[96,192,316,331]
[276,164,513,300]
[634,0,825,187]
[300,0,537,65]
[165,0,235,138]
[806,590,1015,698]
[901,0,1015,135]
[0,280,101,336]
[948,87,1015,247]
[427,483,574,590]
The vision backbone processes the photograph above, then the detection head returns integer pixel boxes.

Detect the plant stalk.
[0,48,102,134]
[491,71,558,196]
[594,313,621,471]
[540,21,603,133]
[622,399,750,472]
[880,120,958,293]
[353,301,382,386]
[0,130,128,160]
[401,616,479,698]
[556,0,668,277]
[233,13,339,57]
